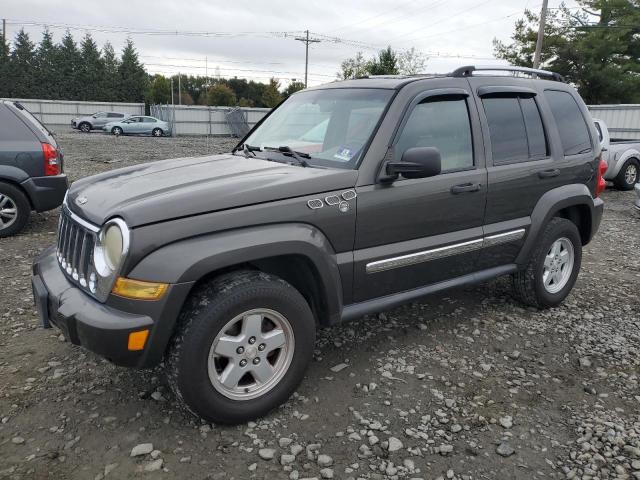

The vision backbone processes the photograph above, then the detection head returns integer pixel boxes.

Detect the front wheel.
[79,122,91,133]
[0,182,30,238]
[166,270,315,424]
[613,158,639,191]
[512,217,582,309]
[152,128,163,137]
[111,126,123,136]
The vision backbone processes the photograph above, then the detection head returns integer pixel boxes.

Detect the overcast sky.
[3,0,579,87]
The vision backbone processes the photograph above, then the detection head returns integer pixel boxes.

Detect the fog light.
[112,277,168,300]
[128,330,149,351]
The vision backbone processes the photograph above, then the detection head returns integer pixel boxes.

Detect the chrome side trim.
[365,228,527,274]
[366,238,484,274]
[483,228,526,248]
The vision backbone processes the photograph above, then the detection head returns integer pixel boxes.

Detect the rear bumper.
[21,175,68,212]
[32,246,193,368]
[590,197,604,242]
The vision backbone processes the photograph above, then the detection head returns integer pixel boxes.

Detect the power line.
[294,30,322,87]
[143,62,335,78]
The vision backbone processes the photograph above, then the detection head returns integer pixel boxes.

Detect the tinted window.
[93,112,107,118]
[142,117,157,123]
[0,105,36,141]
[520,97,547,158]
[483,97,528,164]
[107,112,124,118]
[11,103,57,146]
[396,97,473,172]
[545,90,592,155]
[129,117,143,122]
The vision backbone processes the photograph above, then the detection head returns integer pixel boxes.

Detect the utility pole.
[294,30,321,88]
[2,19,6,43]
[533,0,549,69]
[178,73,182,105]
[171,77,174,105]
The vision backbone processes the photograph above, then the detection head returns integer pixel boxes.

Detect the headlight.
[94,218,129,278]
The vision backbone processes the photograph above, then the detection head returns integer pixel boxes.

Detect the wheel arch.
[0,169,34,209]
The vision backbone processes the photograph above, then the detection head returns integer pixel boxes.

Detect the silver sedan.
[103,116,169,137]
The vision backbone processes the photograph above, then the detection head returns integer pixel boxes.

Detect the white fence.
[1,98,145,129]
[151,104,270,136]
[588,105,640,140]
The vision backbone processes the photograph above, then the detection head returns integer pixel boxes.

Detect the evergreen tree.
[148,74,171,104]
[8,30,37,98]
[0,31,9,98]
[118,39,148,102]
[367,46,399,76]
[283,81,305,98]
[261,78,282,108]
[78,34,104,101]
[56,31,81,99]
[34,29,60,98]
[101,42,120,102]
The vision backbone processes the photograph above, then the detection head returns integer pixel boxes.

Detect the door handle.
[451,182,481,194]
[538,168,560,179]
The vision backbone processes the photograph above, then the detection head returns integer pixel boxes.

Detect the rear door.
[141,117,158,133]
[125,116,144,134]
[92,112,109,128]
[353,83,487,302]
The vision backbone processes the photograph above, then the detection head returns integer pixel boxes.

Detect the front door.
[353,88,487,302]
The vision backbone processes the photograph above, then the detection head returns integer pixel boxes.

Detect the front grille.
[57,206,98,292]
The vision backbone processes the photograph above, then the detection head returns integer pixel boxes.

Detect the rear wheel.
[0,182,30,238]
[79,122,91,133]
[166,270,315,424]
[111,126,123,136]
[152,128,163,137]
[512,217,582,309]
[613,158,639,190]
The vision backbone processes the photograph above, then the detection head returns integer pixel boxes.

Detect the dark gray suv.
[32,66,605,424]
[0,101,68,237]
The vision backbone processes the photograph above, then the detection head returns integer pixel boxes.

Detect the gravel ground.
[1,131,639,480]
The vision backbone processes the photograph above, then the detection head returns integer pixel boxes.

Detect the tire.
[511,217,582,309]
[111,126,123,136]
[166,270,315,424]
[613,158,639,191]
[152,128,163,137]
[0,182,30,238]
[79,122,91,133]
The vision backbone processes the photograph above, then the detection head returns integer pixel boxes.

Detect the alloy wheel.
[0,194,18,230]
[208,308,294,401]
[542,237,575,294]
[625,163,638,186]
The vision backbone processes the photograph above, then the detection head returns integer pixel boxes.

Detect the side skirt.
[340,264,518,322]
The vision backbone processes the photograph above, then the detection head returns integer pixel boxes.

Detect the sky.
[2,0,580,87]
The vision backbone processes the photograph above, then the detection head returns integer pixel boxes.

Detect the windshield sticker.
[333,145,360,162]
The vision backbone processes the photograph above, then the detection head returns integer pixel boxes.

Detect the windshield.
[243,88,394,169]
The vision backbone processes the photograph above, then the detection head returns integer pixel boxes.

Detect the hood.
[67,154,358,227]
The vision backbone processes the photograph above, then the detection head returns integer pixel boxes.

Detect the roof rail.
[450,65,565,82]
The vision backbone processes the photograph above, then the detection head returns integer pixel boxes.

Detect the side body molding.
[128,223,344,324]
[516,183,603,265]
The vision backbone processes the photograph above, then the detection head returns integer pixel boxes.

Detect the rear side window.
[395,97,474,172]
[11,103,57,147]
[482,96,548,165]
[0,106,36,141]
[544,90,592,155]
[107,112,123,118]
[142,117,157,123]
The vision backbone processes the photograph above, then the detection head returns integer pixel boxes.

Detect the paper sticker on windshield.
[334,146,357,162]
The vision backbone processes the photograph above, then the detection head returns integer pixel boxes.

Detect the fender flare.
[0,165,29,184]
[128,223,344,323]
[516,184,600,265]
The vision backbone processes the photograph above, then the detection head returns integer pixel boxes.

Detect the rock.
[291,444,304,457]
[320,468,334,479]
[317,454,333,467]
[439,444,454,454]
[451,424,462,433]
[496,443,515,457]
[388,437,403,452]
[509,351,521,360]
[499,416,513,428]
[104,464,118,477]
[330,363,348,373]
[259,448,276,460]
[281,454,296,465]
[279,437,293,448]
[11,437,25,445]
[579,357,592,368]
[248,463,257,471]
[130,443,153,457]
[143,459,163,472]
[150,450,161,459]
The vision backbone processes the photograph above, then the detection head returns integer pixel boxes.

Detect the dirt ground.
[1,131,639,480]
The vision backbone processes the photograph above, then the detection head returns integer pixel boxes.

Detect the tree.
[367,46,399,75]
[147,74,171,104]
[398,47,427,75]
[261,78,282,108]
[34,29,59,98]
[118,39,147,102]
[284,81,305,98]
[8,30,36,98]
[207,83,237,106]
[78,34,104,101]
[494,1,640,104]
[0,32,8,98]
[101,43,120,102]
[339,51,368,79]
[56,31,81,99]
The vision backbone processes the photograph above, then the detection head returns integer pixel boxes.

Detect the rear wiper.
[263,146,310,167]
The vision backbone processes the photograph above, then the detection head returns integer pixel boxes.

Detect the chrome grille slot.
[56,206,99,293]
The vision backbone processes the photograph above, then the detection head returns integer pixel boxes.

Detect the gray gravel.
[1,132,639,480]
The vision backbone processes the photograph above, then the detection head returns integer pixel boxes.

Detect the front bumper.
[32,246,193,368]
[21,175,68,212]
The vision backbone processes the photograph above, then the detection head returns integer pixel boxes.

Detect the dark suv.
[0,101,68,237]
[32,66,605,424]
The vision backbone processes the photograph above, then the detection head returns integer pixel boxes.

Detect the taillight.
[596,157,607,197]
[42,143,60,176]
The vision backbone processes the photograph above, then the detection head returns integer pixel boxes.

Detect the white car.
[594,118,640,190]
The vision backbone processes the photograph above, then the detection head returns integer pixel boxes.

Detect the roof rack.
[450,65,565,82]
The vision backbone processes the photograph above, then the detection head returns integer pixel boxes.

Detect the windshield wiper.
[263,145,310,167]
[236,143,260,158]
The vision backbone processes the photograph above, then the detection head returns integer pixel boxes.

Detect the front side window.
[395,97,474,172]
[482,95,548,165]
[243,88,394,169]
[545,90,592,155]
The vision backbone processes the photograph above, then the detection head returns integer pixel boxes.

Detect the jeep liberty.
[32,66,605,424]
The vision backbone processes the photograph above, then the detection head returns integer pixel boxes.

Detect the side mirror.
[386,147,442,180]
